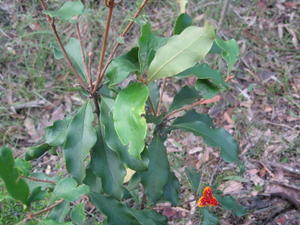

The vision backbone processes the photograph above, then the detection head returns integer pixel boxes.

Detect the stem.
[92,0,149,94]
[156,78,166,116]
[20,199,64,224]
[21,176,56,184]
[95,5,114,83]
[87,52,93,88]
[163,95,221,121]
[76,22,92,90]
[147,98,156,116]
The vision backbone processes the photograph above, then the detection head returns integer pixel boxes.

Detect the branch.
[163,95,221,121]
[19,199,64,224]
[92,0,149,94]
[39,0,88,91]
[21,176,56,184]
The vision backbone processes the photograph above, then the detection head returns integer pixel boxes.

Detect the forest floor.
[0,0,299,224]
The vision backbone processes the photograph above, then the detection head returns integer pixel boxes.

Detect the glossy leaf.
[90,129,126,200]
[100,100,148,171]
[148,82,160,112]
[163,172,180,206]
[25,143,51,161]
[202,208,219,225]
[147,23,215,82]
[216,195,246,217]
[177,63,226,87]
[71,203,86,225]
[185,167,201,193]
[63,101,97,183]
[208,41,222,54]
[173,110,214,127]
[113,83,149,159]
[169,85,199,111]
[195,79,220,99]
[132,209,167,225]
[174,13,192,34]
[172,111,239,163]
[0,146,29,204]
[215,37,239,71]
[44,1,84,20]
[89,192,140,225]
[106,47,140,86]
[47,201,70,223]
[138,24,166,73]
[45,118,71,146]
[141,137,169,203]
[53,177,89,202]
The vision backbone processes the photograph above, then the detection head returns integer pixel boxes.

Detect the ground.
[0,0,299,224]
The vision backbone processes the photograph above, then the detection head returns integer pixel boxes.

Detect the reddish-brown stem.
[21,176,56,184]
[76,22,92,90]
[92,0,149,94]
[156,78,166,116]
[95,5,114,83]
[39,0,88,91]
[23,199,64,222]
[163,95,221,121]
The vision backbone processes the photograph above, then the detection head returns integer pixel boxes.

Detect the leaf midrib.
[149,32,208,81]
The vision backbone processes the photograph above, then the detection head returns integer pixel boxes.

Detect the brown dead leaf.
[218,180,243,194]
[24,117,39,141]
[248,169,265,186]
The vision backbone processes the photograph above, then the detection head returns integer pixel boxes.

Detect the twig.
[87,52,93,88]
[147,98,156,116]
[19,199,64,224]
[268,161,300,175]
[218,0,230,29]
[21,176,56,184]
[95,3,114,84]
[163,95,221,121]
[39,0,88,91]
[92,0,149,94]
[76,22,92,90]
[156,78,166,116]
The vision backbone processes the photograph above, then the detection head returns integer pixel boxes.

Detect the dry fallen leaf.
[219,180,243,194]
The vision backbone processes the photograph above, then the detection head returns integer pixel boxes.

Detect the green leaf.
[216,195,246,217]
[14,158,32,176]
[27,173,57,190]
[47,201,70,223]
[208,41,222,54]
[172,111,239,163]
[113,83,149,159]
[38,220,73,225]
[100,100,148,171]
[163,172,180,206]
[25,143,52,161]
[83,167,102,193]
[174,13,192,35]
[185,167,201,193]
[147,23,215,82]
[173,110,214,127]
[106,47,140,86]
[71,203,86,225]
[141,137,169,203]
[169,86,199,111]
[177,63,226,87]
[90,129,126,200]
[195,79,220,99]
[138,24,167,73]
[0,146,29,204]
[63,101,97,183]
[148,82,160,112]
[202,208,219,225]
[132,209,167,225]
[215,37,239,71]
[89,192,140,225]
[44,1,84,20]
[45,118,71,147]
[53,177,89,202]
[27,187,47,204]
[65,38,86,80]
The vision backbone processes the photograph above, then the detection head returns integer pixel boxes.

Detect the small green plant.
[0,0,246,224]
